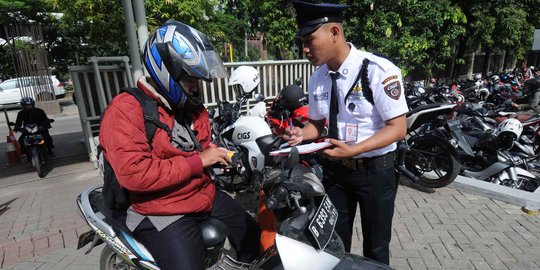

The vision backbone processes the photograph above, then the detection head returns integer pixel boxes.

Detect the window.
[0,80,18,90]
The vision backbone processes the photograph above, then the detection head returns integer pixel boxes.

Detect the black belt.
[340,151,395,170]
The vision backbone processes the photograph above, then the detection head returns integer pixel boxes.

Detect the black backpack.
[98,88,171,218]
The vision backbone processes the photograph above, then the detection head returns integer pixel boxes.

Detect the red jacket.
[99,79,215,215]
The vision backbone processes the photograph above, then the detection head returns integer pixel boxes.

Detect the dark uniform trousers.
[133,190,261,270]
[323,151,398,265]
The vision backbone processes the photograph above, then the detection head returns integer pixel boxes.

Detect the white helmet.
[496,118,523,148]
[228,66,260,96]
[477,88,490,101]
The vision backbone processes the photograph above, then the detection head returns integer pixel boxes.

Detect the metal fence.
[70,57,315,162]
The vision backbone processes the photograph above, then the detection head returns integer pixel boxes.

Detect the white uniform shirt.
[308,44,408,158]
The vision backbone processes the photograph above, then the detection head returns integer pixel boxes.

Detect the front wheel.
[100,246,137,270]
[405,136,461,188]
[32,148,45,178]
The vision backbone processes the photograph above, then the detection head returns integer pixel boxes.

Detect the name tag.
[314,92,329,101]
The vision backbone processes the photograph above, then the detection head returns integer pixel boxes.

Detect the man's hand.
[200,147,232,168]
[283,126,304,146]
[322,139,358,159]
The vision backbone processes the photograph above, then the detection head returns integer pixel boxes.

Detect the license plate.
[77,230,96,250]
[308,195,338,250]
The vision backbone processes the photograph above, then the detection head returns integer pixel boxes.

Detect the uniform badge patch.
[381,75,398,85]
[384,81,401,100]
[353,83,362,92]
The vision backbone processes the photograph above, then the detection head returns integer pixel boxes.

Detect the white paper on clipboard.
[269,141,333,156]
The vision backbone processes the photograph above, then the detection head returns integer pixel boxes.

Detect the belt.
[340,151,395,170]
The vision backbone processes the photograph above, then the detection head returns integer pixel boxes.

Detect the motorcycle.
[455,104,540,192]
[76,147,392,270]
[9,119,54,178]
[209,92,275,193]
[402,103,463,188]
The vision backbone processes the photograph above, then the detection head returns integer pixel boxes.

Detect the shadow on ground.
[0,198,17,217]
[0,131,87,179]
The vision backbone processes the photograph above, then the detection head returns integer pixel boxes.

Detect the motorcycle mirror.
[254,93,265,102]
[208,108,215,117]
[293,77,303,86]
[283,146,299,171]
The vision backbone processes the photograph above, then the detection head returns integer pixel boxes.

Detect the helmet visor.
[184,50,228,82]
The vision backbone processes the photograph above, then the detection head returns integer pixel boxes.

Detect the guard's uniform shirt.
[308,44,408,158]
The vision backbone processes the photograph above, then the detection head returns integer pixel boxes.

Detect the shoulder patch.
[381,75,398,85]
[384,81,401,100]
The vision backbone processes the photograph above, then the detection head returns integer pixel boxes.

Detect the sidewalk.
[1,174,539,269]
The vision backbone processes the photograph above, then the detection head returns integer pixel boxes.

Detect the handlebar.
[265,185,288,210]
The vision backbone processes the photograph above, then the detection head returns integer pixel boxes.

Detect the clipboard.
[269,141,333,156]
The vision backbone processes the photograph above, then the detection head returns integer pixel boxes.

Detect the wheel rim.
[108,253,136,270]
[406,140,453,180]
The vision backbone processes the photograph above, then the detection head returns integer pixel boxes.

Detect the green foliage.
[1,0,538,79]
[250,0,297,60]
[344,0,467,78]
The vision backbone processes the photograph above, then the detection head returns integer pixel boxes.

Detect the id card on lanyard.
[345,123,358,142]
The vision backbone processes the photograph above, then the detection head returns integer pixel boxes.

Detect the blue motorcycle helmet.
[499,73,510,83]
[20,97,35,109]
[143,20,227,109]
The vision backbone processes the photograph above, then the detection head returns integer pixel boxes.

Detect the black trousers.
[323,152,398,265]
[133,190,260,270]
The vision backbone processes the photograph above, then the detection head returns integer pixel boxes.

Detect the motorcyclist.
[99,20,260,269]
[14,97,55,158]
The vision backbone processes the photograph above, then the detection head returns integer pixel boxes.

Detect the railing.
[70,57,314,162]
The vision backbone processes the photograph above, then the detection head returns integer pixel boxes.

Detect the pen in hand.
[288,118,293,130]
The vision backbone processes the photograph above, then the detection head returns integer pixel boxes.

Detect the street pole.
[121,0,144,84]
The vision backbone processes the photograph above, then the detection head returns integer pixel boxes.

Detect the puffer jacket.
[99,77,215,215]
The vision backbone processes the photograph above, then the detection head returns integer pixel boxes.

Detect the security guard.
[284,1,408,265]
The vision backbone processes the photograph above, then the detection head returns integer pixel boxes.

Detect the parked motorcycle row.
[76,66,540,269]
[405,71,540,193]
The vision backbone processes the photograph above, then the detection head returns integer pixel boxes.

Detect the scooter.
[76,147,392,270]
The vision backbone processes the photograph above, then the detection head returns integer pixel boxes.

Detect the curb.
[448,174,540,212]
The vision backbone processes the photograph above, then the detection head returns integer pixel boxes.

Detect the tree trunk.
[482,46,491,77]
[467,51,475,79]
[452,37,469,78]
[502,48,508,71]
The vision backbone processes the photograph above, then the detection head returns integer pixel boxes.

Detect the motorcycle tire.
[32,148,45,178]
[100,246,137,270]
[405,136,460,188]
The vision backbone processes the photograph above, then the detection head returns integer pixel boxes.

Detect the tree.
[250,0,297,60]
[343,0,466,79]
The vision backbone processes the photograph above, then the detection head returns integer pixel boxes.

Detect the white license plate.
[308,195,338,250]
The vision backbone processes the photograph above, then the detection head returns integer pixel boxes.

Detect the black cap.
[290,1,350,37]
